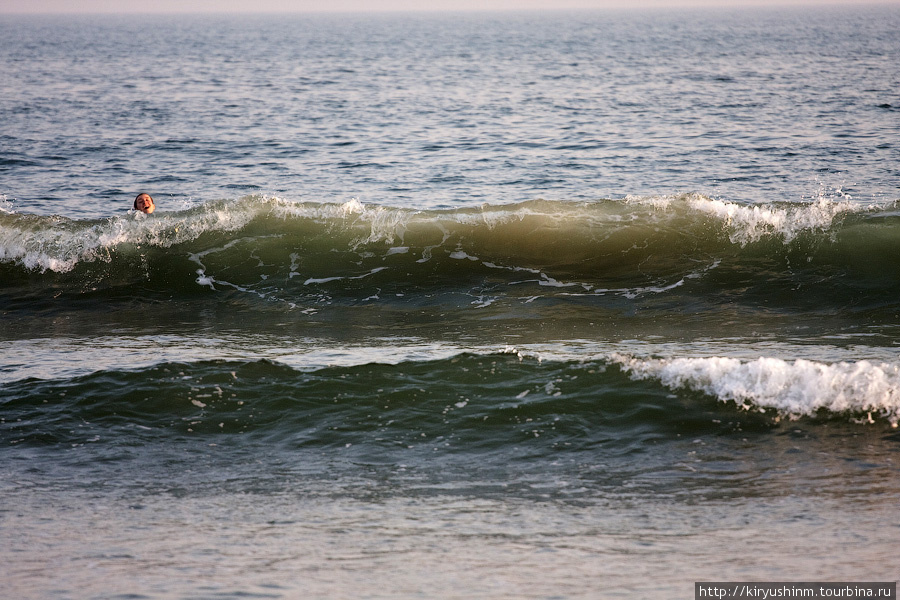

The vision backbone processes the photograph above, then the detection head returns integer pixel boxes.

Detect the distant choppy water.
[2,8,900,600]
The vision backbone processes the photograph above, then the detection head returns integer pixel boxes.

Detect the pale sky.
[0,0,897,13]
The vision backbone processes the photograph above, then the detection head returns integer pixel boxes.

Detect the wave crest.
[613,354,900,425]
[1,194,891,274]
[3,195,899,317]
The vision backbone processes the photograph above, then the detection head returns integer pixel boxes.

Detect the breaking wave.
[612,353,900,426]
[3,350,899,457]
[0,193,891,272]
[2,194,898,289]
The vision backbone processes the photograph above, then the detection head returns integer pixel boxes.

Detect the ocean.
[2,6,899,599]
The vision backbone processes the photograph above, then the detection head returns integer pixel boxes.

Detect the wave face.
[4,352,898,458]
[3,195,899,316]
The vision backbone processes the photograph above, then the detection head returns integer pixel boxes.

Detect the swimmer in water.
[134,193,155,214]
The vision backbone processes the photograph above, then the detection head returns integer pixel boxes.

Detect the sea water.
[2,7,900,599]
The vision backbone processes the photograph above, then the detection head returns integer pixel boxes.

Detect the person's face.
[136,194,155,214]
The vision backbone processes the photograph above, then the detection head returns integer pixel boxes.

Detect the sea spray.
[613,354,900,425]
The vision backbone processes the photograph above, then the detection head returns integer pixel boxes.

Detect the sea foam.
[613,354,900,425]
[0,199,260,273]
[625,193,867,244]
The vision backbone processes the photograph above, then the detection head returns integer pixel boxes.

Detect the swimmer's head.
[134,193,155,214]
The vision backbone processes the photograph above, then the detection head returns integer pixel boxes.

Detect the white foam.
[0,199,260,273]
[304,275,344,285]
[449,250,479,261]
[626,193,868,245]
[340,198,365,215]
[613,354,900,425]
[689,196,861,244]
[273,198,416,247]
[303,266,388,286]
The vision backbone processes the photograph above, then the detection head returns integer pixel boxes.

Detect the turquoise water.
[2,7,900,599]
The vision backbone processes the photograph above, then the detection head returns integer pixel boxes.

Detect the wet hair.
[134,193,152,210]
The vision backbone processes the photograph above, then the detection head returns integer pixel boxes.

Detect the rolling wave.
[0,193,889,269]
[0,195,900,278]
[2,351,897,456]
[2,195,898,314]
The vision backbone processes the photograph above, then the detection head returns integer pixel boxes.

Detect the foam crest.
[627,193,866,244]
[691,197,863,244]
[0,200,260,273]
[613,354,900,425]
[270,197,417,246]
